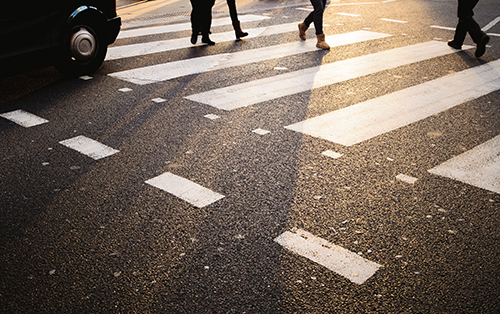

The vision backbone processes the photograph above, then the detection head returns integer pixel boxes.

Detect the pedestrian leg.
[201,0,215,45]
[227,0,248,39]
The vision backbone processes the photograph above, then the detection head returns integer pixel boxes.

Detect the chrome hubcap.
[69,27,97,61]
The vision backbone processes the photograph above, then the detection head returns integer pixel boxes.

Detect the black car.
[0,1,121,76]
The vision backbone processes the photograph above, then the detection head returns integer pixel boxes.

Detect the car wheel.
[55,21,107,76]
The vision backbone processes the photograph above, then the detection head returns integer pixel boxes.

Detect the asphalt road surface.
[1,0,500,313]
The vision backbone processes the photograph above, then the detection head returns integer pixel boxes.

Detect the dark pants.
[190,0,215,37]
[304,0,327,35]
[453,0,486,44]
[227,0,238,25]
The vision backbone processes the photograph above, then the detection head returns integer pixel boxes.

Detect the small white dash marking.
[145,172,225,208]
[204,114,220,120]
[0,110,48,127]
[152,98,167,103]
[274,67,288,71]
[337,13,361,17]
[253,128,270,135]
[322,150,343,159]
[274,228,382,285]
[430,25,455,31]
[380,18,408,24]
[59,136,119,160]
[80,75,93,80]
[119,88,133,92]
[396,174,418,184]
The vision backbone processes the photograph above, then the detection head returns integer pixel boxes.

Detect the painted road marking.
[274,228,382,285]
[108,31,391,85]
[253,128,270,135]
[0,110,48,128]
[106,22,308,61]
[482,16,500,32]
[59,136,119,160]
[285,57,499,147]
[396,173,418,185]
[117,15,269,39]
[380,18,408,24]
[204,114,220,120]
[322,150,343,159]
[337,13,361,17]
[428,135,500,194]
[145,172,225,208]
[431,25,456,31]
[186,41,473,110]
[152,97,167,103]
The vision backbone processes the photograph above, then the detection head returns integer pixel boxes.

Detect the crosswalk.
[3,13,499,203]
[1,12,499,285]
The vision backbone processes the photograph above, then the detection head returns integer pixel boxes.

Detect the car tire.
[54,20,107,76]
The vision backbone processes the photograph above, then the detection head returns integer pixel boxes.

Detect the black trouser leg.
[304,0,327,35]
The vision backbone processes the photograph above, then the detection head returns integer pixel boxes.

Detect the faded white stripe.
[275,228,382,285]
[380,18,408,23]
[430,25,456,31]
[336,12,361,17]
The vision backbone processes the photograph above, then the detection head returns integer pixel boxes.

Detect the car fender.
[66,5,107,27]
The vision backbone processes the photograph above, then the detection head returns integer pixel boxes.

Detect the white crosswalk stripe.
[184,41,474,110]
[118,15,269,39]
[285,59,500,146]
[108,30,391,84]
[106,21,308,61]
[429,134,500,194]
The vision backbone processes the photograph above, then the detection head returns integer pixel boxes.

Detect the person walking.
[448,0,489,58]
[190,0,216,45]
[298,0,330,50]
[227,0,248,39]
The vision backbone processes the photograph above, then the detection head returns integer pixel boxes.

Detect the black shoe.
[475,35,490,58]
[447,40,462,49]
[191,32,198,45]
[202,37,215,46]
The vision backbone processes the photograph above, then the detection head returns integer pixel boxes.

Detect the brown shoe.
[233,21,248,39]
[316,34,330,50]
[298,22,308,40]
